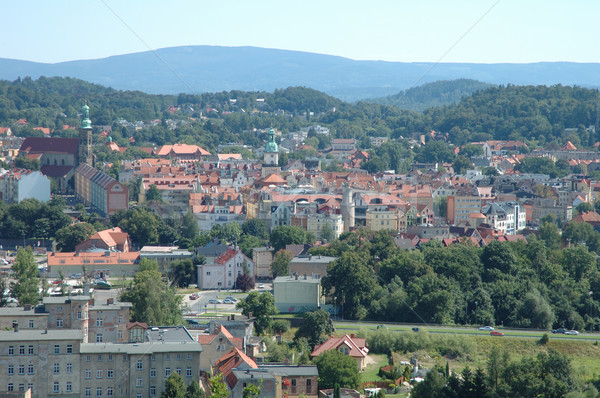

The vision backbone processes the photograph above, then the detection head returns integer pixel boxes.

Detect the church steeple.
[263,128,279,166]
[78,101,93,166]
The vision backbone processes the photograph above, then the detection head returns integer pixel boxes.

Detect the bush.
[538,333,549,346]
[271,319,291,334]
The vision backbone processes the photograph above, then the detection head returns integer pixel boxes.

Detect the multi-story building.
[46,251,141,279]
[88,298,131,344]
[0,168,51,203]
[197,247,254,290]
[446,185,482,224]
[74,163,129,217]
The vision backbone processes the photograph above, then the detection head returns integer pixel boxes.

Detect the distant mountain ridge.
[0,46,599,101]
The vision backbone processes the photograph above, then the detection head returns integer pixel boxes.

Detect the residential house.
[75,227,131,253]
[311,334,369,371]
[197,247,254,290]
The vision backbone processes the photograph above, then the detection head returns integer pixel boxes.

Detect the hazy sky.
[3,0,599,64]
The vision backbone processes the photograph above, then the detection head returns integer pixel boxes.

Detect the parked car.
[490,331,504,336]
[225,296,238,302]
[186,319,200,326]
[189,295,197,300]
[257,284,265,289]
[551,328,567,334]
[478,326,494,331]
[94,281,111,290]
[412,327,420,332]
[208,299,222,304]
[564,330,579,335]
[223,299,235,304]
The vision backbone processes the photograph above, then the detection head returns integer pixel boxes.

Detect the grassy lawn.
[361,354,390,382]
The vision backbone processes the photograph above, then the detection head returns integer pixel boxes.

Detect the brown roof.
[214,348,258,388]
[20,137,79,155]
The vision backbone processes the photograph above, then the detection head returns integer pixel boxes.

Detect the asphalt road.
[333,321,600,341]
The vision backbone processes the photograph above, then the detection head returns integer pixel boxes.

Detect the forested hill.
[1,77,599,157]
[1,46,600,101]
[368,79,493,111]
[427,84,600,147]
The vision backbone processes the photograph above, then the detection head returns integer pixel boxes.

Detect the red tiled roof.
[311,335,368,359]
[40,165,74,177]
[215,248,238,265]
[214,348,257,388]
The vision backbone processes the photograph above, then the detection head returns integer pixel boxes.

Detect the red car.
[490,331,504,336]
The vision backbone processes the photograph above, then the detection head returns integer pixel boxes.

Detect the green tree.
[271,250,293,277]
[185,381,205,398]
[14,156,40,171]
[236,291,278,335]
[576,202,594,214]
[314,350,360,389]
[235,273,255,292]
[209,374,230,398]
[169,259,196,287]
[242,219,268,240]
[120,259,184,325]
[118,207,160,247]
[55,222,95,252]
[294,309,334,349]
[242,380,262,398]
[538,221,561,250]
[146,184,163,202]
[161,372,186,398]
[452,155,473,175]
[10,247,40,305]
[270,225,309,251]
[181,210,199,240]
[322,251,377,319]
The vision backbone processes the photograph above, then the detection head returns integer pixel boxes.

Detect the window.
[150,386,156,396]
[8,383,13,392]
[19,384,24,392]
[27,364,34,374]
[150,368,156,378]
[137,359,143,370]
[96,334,103,343]
[97,355,102,362]
[176,353,181,361]
[187,353,191,360]
[117,330,123,340]
[136,378,142,387]
[53,382,59,393]
[96,318,103,327]
[8,346,14,355]
[66,363,72,373]
[107,369,114,379]
[53,363,60,374]
[56,318,63,328]
[19,345,25,355]
[19,365,25,375]
[176,367,182,375]
[66,344,73,354]
[166,354,170,361]
[108,354,113,362]
[86,355,91,362]
[96,369,103,379]
[85,387,91,397]
[66,382,72,392]
[123,354,127,361]
[118,315,123,324]
[186,367,192,377]
[136,394,142,398]
[150,354,156,361]
[28,345,34,355]
[54,345,60,354]
[27,384,33,394]
[8,365,13,375]
[85,369,91,379]
[29,320,34,328]
[107,387,113,397]
[77,311,82,319]
[165,368,171,377]
[96,387,102,397]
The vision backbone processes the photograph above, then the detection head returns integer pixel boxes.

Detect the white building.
[481,201,526,235]
[0,168,51,203]
[197,247,255,290]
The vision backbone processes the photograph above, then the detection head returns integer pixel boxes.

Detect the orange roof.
[218,154,242,160]
[262,173,287,184]
[196,325,243,349]
[156,143,210,157]
[33,127,51,135]
[311,335,368,359]
[214,348,257,388]
[47,251,140,267]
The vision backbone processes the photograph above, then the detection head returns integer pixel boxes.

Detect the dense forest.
[311,227,600,333]
[368,79,493,111]
[1,77,599,168]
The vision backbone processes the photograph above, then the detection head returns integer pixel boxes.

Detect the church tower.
[262,128,281,177]
[78,102,93,166]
